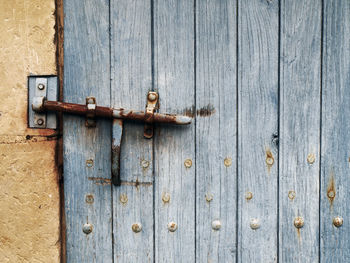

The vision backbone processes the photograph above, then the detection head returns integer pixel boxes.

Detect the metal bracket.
[28,76,58,129]
[144,91,159,138]
[85,96,96,127]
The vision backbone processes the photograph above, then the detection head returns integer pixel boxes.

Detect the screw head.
[211,220,221,230]
[327,190,335,199]
[294,217,304,229]
[307,153,316,164]
[167,221,178,232]
[132,223,142,233]
[120,193,128,204]
[288,191,296,200]
[37,83,45,90]
[36,118,44,126]
[82,223,93,234]
[250,218,260,230]
[162,192,170,203]
[205,193,213,202]
[148,92,157,102]
[85,194,94,204]
[141,160,150,169]
[266,157,274,166]
[245,192,253,200]
[333,216,343,227]
[224,157,232,167]
[86,159,93,168]
[184,159,192,168]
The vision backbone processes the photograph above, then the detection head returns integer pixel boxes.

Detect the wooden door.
[63,0,350,262]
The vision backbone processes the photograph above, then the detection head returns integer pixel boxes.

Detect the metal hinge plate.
[28,76,58,129]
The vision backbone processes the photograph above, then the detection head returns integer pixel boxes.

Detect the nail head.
[294,217,304,228]
[167,221,178,232]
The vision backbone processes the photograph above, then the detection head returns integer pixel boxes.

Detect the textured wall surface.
[0,1,60,262]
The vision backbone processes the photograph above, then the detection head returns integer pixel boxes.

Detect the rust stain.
[327,172,336,209]
[183,106,195,117]
[265,149,274,173]
[120,180,153,187]
[183,104,216,117]
[88,177,111,186]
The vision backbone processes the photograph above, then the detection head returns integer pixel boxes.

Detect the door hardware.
[28,76,192,186]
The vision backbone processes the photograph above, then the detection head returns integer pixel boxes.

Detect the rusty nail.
[245,192,253,200]
[294,217,304,228]
[224,157,232,167]
[266,157,274,166]
[250,218,260,230]
[82,223,93,234]
[132,223,142,233]
[327,190,335,199]
[288,191,296,200]
[85,194,94,204]
[333,216,343,227]
[37,83,45,90]
[141,160,150,169]
[211,220,221,230]
[148,92,157,102]
[162,192,170,203]
[184,159,192,168]
[167,221,178,232]
[120,193,128,204]
[86,159,93,168]
[37,118,44,126]
[307,153,315,164]
[205,193,213,202]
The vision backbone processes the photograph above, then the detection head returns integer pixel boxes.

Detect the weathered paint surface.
[0,1,60,262]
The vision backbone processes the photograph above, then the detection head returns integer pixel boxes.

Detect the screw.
[141,160,150,169]
[167,221,178,232]
[211,220,221,230]
[224,157,232,167]
[162,192,170,203]
[82,223,93,234]
[148,92,157,102]
[250,218,260,230]
[37,83,45,90]
[288,191,296,200]
[120,193,128,204]
[327,190,335,199]
[333,216,343,227]
[85,194,94,204]
[184,159,192,168]
[294,217,304,229]
[37,118,44,126]
[132,223,142,233]
[205,193,213,202]
[87,98,94,104]
[245,192,253,200]
[307,153,315,164]
[266,157,274,166]
[86,159,94,168]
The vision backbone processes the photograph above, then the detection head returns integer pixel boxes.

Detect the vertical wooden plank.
[195,0,237,262]
[153,0,195,261]
[110,0,153,262]
[63,0,112,262]
[321,0,350,261]
[279,0,322,261]
[238,0,279,262]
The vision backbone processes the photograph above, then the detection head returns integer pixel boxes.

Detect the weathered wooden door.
[63,0,350,262]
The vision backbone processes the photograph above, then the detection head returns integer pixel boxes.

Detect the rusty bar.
[41,100,192,125]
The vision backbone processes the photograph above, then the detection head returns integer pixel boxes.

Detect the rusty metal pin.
[82,223,93,235]
[211,220,221,230]
[250,218,260,230]
[333,216,343,227]
[167,222,178,232]
[184,159,192,168]
[132,223,142,233]
[294,217,304,228]
[307,153,315,164]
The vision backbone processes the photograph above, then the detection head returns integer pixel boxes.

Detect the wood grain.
[153,0,196,261]
[63,0,112,262]
[195,0,237,262]
[321,0,350,261]
[110,0,153,262]
[279,0,322,261]
[238,0,279,262]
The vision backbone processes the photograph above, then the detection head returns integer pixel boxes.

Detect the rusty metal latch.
[28,76,192,186]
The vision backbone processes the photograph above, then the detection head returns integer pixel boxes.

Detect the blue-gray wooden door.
[63,0,350,262]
